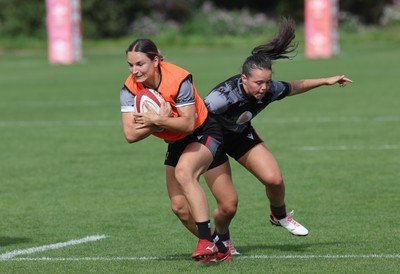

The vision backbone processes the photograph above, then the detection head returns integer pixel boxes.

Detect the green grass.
[0,41,399,273]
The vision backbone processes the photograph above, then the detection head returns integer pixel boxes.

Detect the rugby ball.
[134,88,164,113]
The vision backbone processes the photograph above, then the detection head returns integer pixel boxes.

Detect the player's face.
[127,51,159,85]
[241,68,272,100]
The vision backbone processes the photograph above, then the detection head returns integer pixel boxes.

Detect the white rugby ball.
[134,88,164,113]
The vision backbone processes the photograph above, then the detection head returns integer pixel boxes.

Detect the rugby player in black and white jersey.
[201,17,352,253]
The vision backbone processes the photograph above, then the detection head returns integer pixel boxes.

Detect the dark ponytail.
[242,17,298,76]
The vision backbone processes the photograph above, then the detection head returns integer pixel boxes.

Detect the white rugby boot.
[269,210,309,236]
[223,239,240,255]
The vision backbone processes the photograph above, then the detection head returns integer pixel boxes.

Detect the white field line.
[3,254,400,261]
[0,120,120,127]
[297,144,400,151]
[257,115,400,124]
[0,235,107,260]
[0,101,109,107]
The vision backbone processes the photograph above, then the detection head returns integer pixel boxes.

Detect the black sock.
[270,204,287,220]
[214,230,230,242]
[196,221,212,241]
[212,231,228,253]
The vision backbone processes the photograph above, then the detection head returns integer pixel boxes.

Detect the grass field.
[0,41,399,273]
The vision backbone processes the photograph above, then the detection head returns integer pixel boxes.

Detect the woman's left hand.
[327,75,353,87]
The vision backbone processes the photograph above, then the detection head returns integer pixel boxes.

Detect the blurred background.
[0,0,399,53]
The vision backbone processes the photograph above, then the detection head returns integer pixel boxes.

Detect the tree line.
[0,0,396,39]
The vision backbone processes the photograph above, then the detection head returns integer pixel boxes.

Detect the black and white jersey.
[204,74,291,133]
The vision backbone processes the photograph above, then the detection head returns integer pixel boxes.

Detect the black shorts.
[210,125,264,169]
[164,115,223,167]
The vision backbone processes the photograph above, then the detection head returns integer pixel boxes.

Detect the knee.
[170,198,190,221]
[218,199,238,219]
[174,165,192,186]
[263,172,284,188]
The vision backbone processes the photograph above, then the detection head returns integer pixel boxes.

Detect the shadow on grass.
[235,241,344,254]
[0,236,32,247]
[166,241,344,261]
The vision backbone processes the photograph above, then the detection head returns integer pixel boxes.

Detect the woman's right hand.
[159,101,173,117]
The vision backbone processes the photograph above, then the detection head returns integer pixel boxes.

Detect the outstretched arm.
[288,75,353,96]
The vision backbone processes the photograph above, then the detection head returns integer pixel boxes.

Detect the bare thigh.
[204,161,238,206]
[237,143,283,186]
